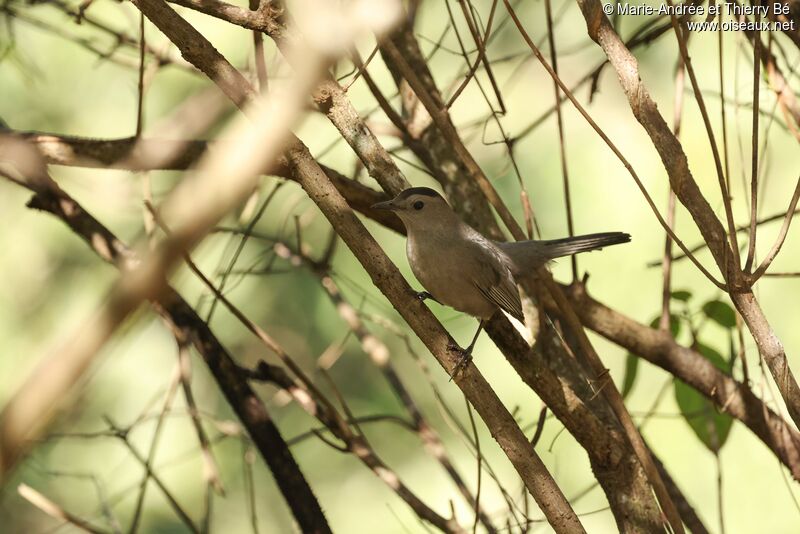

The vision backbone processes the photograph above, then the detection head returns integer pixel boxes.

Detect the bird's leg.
[448,320,485,380]
[416,290,438,303]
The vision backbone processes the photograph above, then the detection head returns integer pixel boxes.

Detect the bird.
[372,186,630,377]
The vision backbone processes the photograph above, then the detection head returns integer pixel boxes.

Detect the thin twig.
[446,0,501,111]
[128,363,182,534]
[19,484,111,534]
[502,0,726,291]
[750,175,800,281]
[464,397,483,534]
[665,0,741,273]
[177,341,226,496]
[650,209,800,266]
[136,12,146,137]
[106,417,201,534]
[661,39,686,331]
[745,1,763,272]
[544,0,576,280]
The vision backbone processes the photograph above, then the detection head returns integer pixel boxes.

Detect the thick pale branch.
[378,24,504,239]
[168,0,275,32]
[134,0,256,107]
[23,126,800,484]
[17,131,405,233]
[575,0,733,281]
[19,178,332,534]
[21,133,208,171]
[284,139,585,533]
[574,0,800,436]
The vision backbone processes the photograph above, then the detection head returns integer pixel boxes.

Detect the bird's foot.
[447,343,473,381]
[416,291,435,302]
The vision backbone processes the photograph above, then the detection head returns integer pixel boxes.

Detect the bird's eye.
[413,200,424,210]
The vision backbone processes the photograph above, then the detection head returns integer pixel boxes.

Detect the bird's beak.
[371,199,398,211]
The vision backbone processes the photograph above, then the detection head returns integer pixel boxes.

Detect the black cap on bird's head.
[394,187,442,201]
[371,187,446,212]
[371,187,457,231]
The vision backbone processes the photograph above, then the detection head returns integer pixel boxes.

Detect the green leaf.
[623,311,683,400]
[697,342,732,375]
[674,342,733,452]
[674,380,733,453]
[728,331,737,370]
[621,352,639,399]
[649,314,681,338]
[702,300,736,328]
[670,290,692,302]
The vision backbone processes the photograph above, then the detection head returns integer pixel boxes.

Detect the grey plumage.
[372,187,629,344]
[498,232,631,276]
[404,210,524,322]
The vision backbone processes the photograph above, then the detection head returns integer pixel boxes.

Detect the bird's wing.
[495,241,549,275]
[470,253,524,323]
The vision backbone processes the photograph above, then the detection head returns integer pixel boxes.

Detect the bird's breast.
[406,232,497,319]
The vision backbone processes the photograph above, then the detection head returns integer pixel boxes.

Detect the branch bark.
[20,128,800,484]
[574,0,800,434]
[18,131,405,233]
[559,283,800,480]
[20,174,332,534]
[284,139,586,533]
[378,19,677,532]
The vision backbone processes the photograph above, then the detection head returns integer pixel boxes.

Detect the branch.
[16,174,332,533]
[19,484,110,534]
[573,0,800,443]
[559,284,800,480]
[575,0,734,283]
[284,139,586,533]
[146,207,462,532]
[15,130,405,233]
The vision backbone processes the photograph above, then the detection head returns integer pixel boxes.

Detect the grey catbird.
[372,187,630,376]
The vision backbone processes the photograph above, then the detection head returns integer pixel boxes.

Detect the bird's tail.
[539,232,631,259]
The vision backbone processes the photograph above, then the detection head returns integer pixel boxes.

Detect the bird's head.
[371,187,457,232]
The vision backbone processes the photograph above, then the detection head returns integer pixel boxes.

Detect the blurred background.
[1,0,799,532]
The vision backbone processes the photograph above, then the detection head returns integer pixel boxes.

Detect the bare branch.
[751,175,800,280]
[285,139,586,532]
[19,484,110,534]
[15,176,332,533]
[559,284,800,480]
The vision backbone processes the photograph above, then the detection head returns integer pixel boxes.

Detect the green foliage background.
[1,1,799,532]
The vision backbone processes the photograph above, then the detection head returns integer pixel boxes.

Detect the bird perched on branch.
[372,186,630,377]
